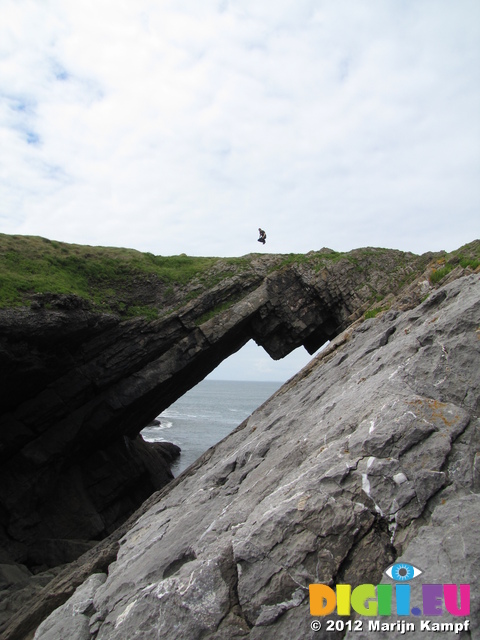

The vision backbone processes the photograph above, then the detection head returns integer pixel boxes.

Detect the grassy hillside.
[0,234,335,316]
[0,234,229,316]
[1,233,478,318]
[428,239,480,284]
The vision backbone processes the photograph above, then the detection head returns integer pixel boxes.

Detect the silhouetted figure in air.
[257,228,266,244]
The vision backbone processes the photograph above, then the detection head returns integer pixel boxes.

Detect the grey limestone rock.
[33,573,107,640]
[0,247,436,570]
[32,273,479,639]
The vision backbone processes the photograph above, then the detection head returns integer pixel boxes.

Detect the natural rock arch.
[0,248,435,567]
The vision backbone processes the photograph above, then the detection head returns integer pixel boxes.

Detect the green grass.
[364,307,384,319]
[123,305,159,321]
[275,249,347,272]
[0,234,221,315]
[459,257,480,270]
[195,299,237,325]
[2,233,477,318]
[429,264,454,285]
[429,246,480,285]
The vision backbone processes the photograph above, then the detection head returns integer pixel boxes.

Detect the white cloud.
[2,0,478,380]
[207,340,315,382]
[1,2,479,252]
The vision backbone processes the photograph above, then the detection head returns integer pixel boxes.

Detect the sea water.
[141,379,281,476]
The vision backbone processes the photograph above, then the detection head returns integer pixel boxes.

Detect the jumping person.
[257,228,266,244]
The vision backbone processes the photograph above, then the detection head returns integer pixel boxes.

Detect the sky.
[205,339,321,382]
[1,0,479,381]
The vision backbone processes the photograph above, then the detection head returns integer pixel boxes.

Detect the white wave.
[162,413,199,421]
[152,420,173,430]
[159,410,180,418]
[143,434,168,443]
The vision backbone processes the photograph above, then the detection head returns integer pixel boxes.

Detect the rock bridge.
[0,248,433,567]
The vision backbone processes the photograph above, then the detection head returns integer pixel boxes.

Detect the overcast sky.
[1,0,479,380]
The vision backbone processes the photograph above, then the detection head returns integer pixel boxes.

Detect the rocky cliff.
[0,245,436,569]
[18,269,480,640]
[0,238,479,639]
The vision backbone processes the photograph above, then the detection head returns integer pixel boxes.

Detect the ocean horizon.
[141,379,282,475]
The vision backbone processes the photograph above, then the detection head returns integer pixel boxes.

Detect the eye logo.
[309,560,470,618]
[385,563,423,582]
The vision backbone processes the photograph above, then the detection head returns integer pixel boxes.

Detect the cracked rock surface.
[34,274,480,639]
[2,247,431,565]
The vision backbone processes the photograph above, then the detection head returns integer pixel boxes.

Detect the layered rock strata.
[24,272,480,640]
[0,248,434,570]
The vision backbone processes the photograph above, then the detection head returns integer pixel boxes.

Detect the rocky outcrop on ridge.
[7,270,478,640]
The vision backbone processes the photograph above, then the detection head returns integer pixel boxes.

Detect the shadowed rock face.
[23,272,480,640]
[0,248,438,569]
